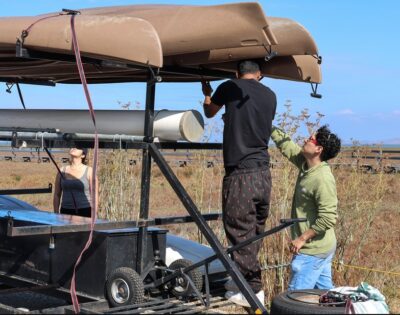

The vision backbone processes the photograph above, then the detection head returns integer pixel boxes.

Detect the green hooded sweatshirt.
[271,127,338,256]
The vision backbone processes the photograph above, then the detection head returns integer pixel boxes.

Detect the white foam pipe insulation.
[0,109,205,142]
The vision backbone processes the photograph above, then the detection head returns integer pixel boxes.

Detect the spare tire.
[270,289,346,314]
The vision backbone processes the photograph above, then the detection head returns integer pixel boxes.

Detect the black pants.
[222,167,272,292]
[60,207,91,218]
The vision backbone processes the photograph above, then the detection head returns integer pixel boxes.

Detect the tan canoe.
[0,3,321,84]
[0,14,163,67]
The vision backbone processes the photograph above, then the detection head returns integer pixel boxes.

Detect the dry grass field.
[0,144,399,313]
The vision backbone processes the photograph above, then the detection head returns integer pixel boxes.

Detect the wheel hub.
[111,278,130,304]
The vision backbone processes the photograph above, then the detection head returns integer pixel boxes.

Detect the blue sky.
[1,0,400,144]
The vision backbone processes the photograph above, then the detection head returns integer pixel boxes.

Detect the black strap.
[44,147,63,177]
[16,83,26,110]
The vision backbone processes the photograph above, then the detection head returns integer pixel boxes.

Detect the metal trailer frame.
[0,49,303,314]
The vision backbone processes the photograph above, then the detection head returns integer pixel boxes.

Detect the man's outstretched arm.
[271,126,304,169]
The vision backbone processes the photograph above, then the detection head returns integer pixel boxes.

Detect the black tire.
[169,259,203,298]
[106,267,144,307]
[270,289,346,314]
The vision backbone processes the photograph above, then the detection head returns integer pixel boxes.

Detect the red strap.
[69,14,99,314]
[345,298,355,314]
[23,13,99,313]
[21,14,62,42]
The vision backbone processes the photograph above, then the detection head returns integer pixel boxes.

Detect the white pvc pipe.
[0,109,204,142]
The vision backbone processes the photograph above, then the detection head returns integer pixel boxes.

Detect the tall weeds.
[97,149,141,221]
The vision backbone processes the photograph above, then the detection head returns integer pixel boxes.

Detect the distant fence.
[337,148,400,174]
[0,154,68,164]
[1,147,399,173]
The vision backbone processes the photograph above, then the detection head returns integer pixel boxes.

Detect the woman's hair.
[315,125,341,161]
[81,148,88,165]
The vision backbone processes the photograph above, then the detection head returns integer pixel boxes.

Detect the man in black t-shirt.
[201,60,276,307]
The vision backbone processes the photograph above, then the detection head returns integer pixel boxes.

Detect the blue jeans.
[288,252,334,291]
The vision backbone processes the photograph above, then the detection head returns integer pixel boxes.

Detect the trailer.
[0,3,321,313]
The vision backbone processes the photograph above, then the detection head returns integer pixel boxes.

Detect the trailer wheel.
[169,259,203,298]
[106,267,144,307]
[270,289,346,314]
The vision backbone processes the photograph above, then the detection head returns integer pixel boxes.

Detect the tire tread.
[106,267,144,307]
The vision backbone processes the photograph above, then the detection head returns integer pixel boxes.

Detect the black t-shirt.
[211,79,276,168]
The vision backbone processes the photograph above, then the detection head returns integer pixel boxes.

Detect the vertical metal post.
[137,77,156,274]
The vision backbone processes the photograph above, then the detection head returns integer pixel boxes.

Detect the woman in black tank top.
[53,148,98,218]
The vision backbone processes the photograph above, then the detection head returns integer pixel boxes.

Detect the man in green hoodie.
[271,125,341,290]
